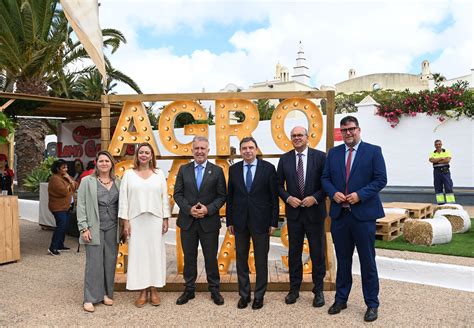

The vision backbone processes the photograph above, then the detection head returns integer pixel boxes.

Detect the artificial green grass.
[375,219,474,258]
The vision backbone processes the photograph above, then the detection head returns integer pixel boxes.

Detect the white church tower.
[292,41,311,85]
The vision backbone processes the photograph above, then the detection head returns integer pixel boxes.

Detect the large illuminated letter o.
[271,98,323,152]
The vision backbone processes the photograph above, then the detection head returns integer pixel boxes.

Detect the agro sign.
[111,98,323,274]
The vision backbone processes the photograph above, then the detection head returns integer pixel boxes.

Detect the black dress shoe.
[211,291,224,305]
[176,291,195,305]
[313,291,325,307]
[364,307,378,322]
[237,296,251,309]
[252,298,264,310]
[285,291,299,304]
[48,248,60,256]
[328,302,347,315]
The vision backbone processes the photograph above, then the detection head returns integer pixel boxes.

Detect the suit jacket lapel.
[349,141,365,180]
[236,161,246,191]
[339,145,347,182]
[250,160,264,193]
[290,151,297,189]
[88,177,99,218]
[199,162,212,190]
[188,162,199,192]
[305,150,313,193]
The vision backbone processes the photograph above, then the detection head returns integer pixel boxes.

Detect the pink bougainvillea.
[375,81,473,127]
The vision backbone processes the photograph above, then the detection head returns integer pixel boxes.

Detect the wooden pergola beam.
[0,99,15,112]
[107,90,332,102]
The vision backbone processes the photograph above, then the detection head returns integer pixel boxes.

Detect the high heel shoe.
[134,289,148,308]
[83,303,95,312]
[150,287,161,306]
[103,295,113,306]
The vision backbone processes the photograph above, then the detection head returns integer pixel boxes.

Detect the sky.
[96,0,473,95]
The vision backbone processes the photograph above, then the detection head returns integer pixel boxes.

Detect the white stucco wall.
[354,103,473,187]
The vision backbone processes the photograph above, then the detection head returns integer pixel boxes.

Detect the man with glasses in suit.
[277,126,327,307]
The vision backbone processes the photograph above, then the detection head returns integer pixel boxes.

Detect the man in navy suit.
[174,136,227,306]
[321,116,387,322]
[276,126,327,307]
[226,137,279,310]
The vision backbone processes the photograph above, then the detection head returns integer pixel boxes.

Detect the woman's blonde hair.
[94,150,116,179]
[133,143,156,170]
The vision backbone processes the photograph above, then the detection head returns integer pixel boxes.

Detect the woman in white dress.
[119,143,170,307]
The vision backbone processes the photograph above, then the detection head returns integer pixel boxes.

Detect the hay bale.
[383,208,408,215]
[402,217,452,246]
[434,204,463,212]
[434,209,471,233]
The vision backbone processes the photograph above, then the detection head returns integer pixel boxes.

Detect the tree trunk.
[14,118,50,191]
[14,78,50,192]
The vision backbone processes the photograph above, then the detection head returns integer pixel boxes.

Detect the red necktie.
[345,147,354,196]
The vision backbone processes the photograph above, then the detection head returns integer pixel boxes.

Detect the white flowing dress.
[118,169,171,290]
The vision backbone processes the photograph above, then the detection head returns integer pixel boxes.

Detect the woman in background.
[77,150,120,313]
[48,159,77,256]
[119,143,170,307]
[0,154,14,195]
[73,159,84,182]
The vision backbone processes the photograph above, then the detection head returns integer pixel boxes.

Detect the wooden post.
[324,90,335,286]
[0,196,20,264]
[101,95,111,151]
[326,90,335,152]
[325,90,336,233]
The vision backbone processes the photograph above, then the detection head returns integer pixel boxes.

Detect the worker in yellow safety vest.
[428,140,455,204]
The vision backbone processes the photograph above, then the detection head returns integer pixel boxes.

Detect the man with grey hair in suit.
[173,136,227,305]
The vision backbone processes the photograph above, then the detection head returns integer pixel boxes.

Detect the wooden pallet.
[115,261,335,292]
[383,202,433,219]
[376,213,407,241]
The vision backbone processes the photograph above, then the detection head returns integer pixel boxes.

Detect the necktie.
[345,148,354,196]
[196,165,203,190]
[245,164,253,192]
[296,153,305,198]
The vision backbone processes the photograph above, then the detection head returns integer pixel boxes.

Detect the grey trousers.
[84,228,118,303]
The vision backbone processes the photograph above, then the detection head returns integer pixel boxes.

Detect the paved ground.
[0,220,472,327]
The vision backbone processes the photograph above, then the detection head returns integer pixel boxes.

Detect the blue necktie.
[245,164,253,192]
[196,165,203,190]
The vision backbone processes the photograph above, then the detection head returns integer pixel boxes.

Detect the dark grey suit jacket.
[174,161,226,232]
[277,147,327,223]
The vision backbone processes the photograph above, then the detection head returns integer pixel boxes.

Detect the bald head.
[290,126,309,152]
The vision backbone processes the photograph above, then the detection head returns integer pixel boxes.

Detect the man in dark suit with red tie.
[321,116,387,322]
[173,136,227,306]
[226,137,279,310]
[277,126,327,307]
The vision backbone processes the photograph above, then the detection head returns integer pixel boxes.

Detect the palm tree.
[0,0,141,190]
[71,60,142,101]
[432,73,447,84]
[234,99,275,122]
[0,0,65,190]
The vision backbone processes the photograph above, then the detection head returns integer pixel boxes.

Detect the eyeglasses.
[340,127,358,134]
[290,134,306,139]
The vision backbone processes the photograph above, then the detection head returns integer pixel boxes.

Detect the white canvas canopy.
[60,0,107,87]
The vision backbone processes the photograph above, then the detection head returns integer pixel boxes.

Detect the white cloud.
[96,0,472,94]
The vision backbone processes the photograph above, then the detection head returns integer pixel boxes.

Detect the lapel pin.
[208,171,211,174]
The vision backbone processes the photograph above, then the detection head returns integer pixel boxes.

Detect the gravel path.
[0,220,472,327]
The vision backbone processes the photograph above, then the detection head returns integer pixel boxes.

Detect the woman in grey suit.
[77,151,121,313]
